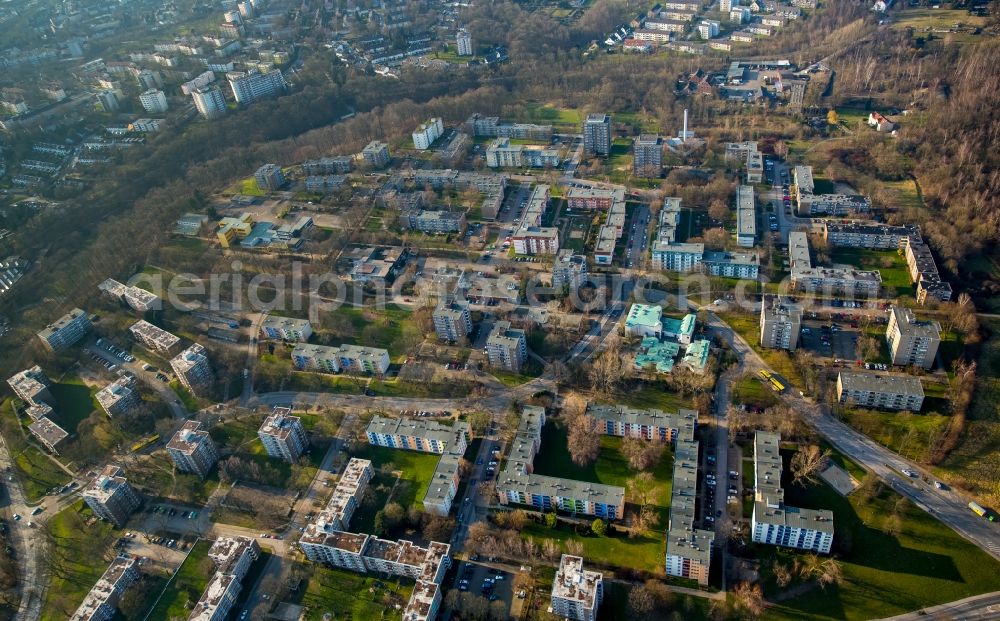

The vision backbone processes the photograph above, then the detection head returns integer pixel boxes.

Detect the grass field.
[145,540,213,621]
[613,382,695,412]
[521,421,672,572]
[49,375,97,433]
[829,247,914,297]
[13,444,71,501]
[350,443,441,511]
[839,407,950,463]
[761,448,1000,620]
[40,501,117,621]
[323,304,423,358]
[933,317,1000,507]
[168,380,200,411]
[732,375,780,410]
[296,562,414,620]
[719,311,804,387]
[891,7,987,44]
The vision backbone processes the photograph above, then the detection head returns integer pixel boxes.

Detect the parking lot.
[799,320,859,360]
[452,560,515,611]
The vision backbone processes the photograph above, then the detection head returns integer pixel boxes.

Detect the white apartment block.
[129,320,180,353]
[170,343,214,396]
[651,242,704,271]
[70,556,139,621]
[98,278,161,312]
[551,555,603,621]
[188,537,260,621]
[260,315,313,341]
[227,69,286,105]
[258,407,309,462]
[736,184,756,247]
[412,117,444,150]
[552,250,588,291]
[836,371,925,411]
[485,320,527,372]
[751,432,834,554]
[95,376,140,417]
[291,343,390,376]
[456,29,473,55]
[83,465,142,527]
[7,365,52,405]
[139,88,168,113]
[167,420,220,477]
[760,295,801,351]
[432,300,472,342]
[886,305,941,369]
[37,307,91,351]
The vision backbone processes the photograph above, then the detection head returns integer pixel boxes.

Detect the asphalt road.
[624,203,650,269]
[877,590,1000,620]
[703,309,1000,563]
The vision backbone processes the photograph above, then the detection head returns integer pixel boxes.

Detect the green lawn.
[40,501,118,621]
[168,380,200,411]
[613,382,695,412]
[296,562,414,620]
[13,444,71,501]
[732,375,780,410]
[350,443,441,511]
[829,247,914,297]
[49,375,97,433]
[522,520,665,575]
[322,304,423,358]
[839,408,950,463]
[761,448,1000,621]
[719,311,804,387]
[145,540,213,621]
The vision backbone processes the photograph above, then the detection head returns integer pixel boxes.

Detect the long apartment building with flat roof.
[7,365,52,405]
[736,185,756,247]
[822,221,921,250]
[485,320,527,372]
[98,278,161,312]
[83,465,142,527]
[299,457,373,538]
[258,407,309,462]
[585,404,697,443]
[70,555,139,621]
[37,307,91,351]
[788,231,881,297]
[886,306,941,369]
[665,434,715,586]
[836,371,925,411]
[751,431,834,553]
[366,416,470,516]
[760,295,802,351]
[260,316,312,341]
[129,320,181,353]
[902,236,953,304]
[95,376,139,417]
[167,420,220,477]
[551,555,604,621]
[291,343,390,376]
[793,165,871,216]
[170,343,214,396]
[188,537,260,621]
[498,406,625,520]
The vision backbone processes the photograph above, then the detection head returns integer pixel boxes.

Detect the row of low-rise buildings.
[788,231,881,297]
[497,406,625,519]
[98,278,161,312]
[485,137,561,169]
[512,185,560,255]
[398,169,507,220]
[7,365,69,454]
[70,555,139,621]
[298,456,453,621]
[465,113,553,141]
[752,431,835,553]
[188,536,261,621]
[651,198,760,278]
[792,165,871,216]
[366,416,470,515]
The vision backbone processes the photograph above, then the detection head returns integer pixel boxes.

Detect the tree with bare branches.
[790,445,831,486]
[733,581,766,618]
[567,412,601,467]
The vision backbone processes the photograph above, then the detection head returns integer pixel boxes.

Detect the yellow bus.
[769,377,785,393]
